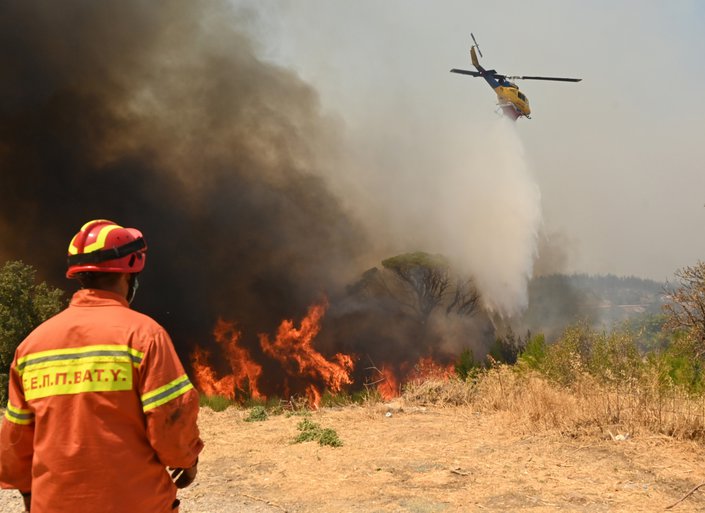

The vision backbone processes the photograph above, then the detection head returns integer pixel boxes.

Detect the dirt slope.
[2,404,705,512]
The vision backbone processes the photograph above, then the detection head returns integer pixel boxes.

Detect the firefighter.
[0,219,204,513]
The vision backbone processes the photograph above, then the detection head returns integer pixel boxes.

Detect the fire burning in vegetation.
[371,357,455,402]
[192,301,355,407]
[191,320,264,402]
[192,301,459,407]
[375,366,400,401]
[258,301,354,407]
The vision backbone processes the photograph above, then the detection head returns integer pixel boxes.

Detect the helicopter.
[450,34,581,120]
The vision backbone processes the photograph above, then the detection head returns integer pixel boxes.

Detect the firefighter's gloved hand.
[170,462,198,489]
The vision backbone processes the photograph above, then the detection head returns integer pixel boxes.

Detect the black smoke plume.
[0,1,365,359]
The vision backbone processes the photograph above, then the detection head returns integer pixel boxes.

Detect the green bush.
[454,348,481,381]
[647,333,705,394]
[292,418,343,447]
[199,394,234,412]
[293,418,321,443]
[488,329,527,365]
[526,324,644,387]
[244,405,268,422]
[317,428,343,447]
[0,260,65,403]
[586,329,642,384]
[319,390,353,407]
[537,324,589,385]
[319,389,373,407]
[517,322,705,399]
[285,409,312,418]
[243,396,285,416]
[517,334,547,370]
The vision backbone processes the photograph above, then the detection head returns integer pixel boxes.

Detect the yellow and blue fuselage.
[494,85,530,119]
[471,46,530,119]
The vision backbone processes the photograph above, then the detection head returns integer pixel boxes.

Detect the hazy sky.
[233,1,705,282]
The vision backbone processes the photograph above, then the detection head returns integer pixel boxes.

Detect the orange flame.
[406,356,455,383]
[259,300,354,407]
[376,366,399,401]
[375,357,454,400]
[191,300,354,408]
[191,346,235,397]
[190,300,460,407]
[191,319,263,401]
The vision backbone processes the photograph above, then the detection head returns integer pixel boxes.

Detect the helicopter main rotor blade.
[450,68,483,77]
[505,75,582,82]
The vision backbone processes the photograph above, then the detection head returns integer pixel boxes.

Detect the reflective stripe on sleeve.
[141,375,194,412]
[4,403,34,425]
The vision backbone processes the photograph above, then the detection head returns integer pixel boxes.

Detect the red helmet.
[66,219,147,278]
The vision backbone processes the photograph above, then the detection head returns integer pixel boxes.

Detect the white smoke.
[344,116,543,318]
[435,117,542,316]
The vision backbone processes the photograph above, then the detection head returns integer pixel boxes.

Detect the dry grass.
[401,376,475,406]
[403,366,705,441]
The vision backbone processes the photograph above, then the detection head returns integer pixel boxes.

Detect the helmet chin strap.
[127,274,140,305]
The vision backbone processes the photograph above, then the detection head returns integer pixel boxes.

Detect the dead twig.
[665,482,705,510]
[362,356,398,396]
[240,492,288,512]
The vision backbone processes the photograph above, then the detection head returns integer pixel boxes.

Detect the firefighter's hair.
[76,272,123,290]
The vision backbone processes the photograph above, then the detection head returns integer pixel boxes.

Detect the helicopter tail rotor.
[470,33,483,58]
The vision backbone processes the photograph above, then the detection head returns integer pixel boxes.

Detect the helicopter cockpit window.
[518,92,527,101]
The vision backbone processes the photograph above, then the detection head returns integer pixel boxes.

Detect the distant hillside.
[519,273,666,339]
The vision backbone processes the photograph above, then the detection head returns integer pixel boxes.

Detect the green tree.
[344,252,485,358]
[0,260,65,402]
[454,348,481,381]
[518,333,547,370]
[376,252,480,325]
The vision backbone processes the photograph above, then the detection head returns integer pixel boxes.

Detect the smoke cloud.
[0,0,365,354]
[0,1,544,390]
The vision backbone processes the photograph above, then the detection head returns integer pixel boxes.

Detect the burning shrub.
[190,254,494,408]
[192,301,355,408]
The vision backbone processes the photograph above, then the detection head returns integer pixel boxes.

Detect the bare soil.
[3,403,705,512]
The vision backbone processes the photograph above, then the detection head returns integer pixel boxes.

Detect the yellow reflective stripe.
[17,345,144,373]
[5,410,33,425]
[4,403,34,425]
[141,375,193,412]
[80,219,109,231]
[68,233,80,255]
[22,359,133,400]
[69,219,114,254]
[82,224,120,253]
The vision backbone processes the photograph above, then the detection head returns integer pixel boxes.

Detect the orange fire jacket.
[0,289,204,513]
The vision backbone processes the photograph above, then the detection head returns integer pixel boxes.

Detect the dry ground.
[3,403,705,512]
